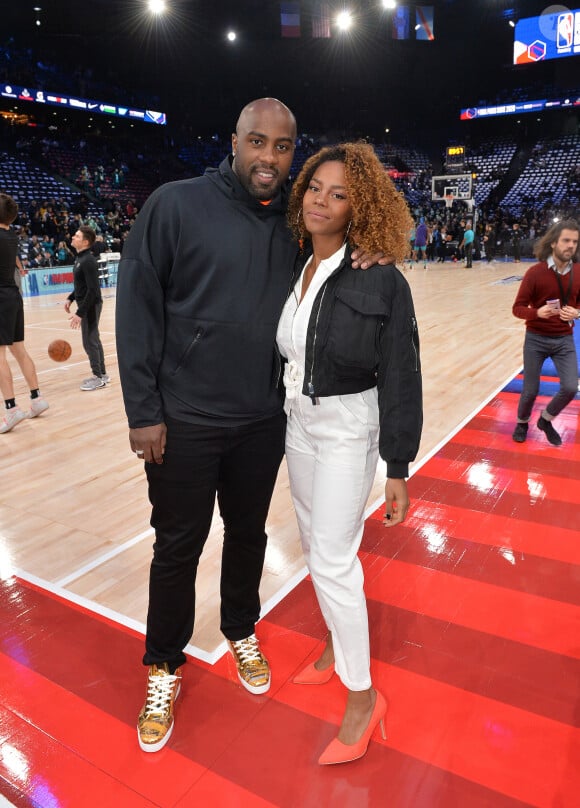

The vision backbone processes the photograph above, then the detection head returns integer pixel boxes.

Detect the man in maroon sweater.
[512,220,580,445]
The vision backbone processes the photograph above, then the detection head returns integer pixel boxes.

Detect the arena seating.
[2,122,578,268]
[501,134,580,213]
[0,151,101,213]
[467,137,518,204]
[45,147,154,208]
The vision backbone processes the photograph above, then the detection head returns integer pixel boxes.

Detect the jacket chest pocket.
[326,287,391,368]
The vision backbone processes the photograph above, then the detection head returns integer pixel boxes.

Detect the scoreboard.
[514,8,580,64]
[446,145,465,172]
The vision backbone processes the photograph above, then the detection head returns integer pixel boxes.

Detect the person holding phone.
[512,219,580,446]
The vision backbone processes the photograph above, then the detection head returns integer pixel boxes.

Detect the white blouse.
[276,245,347,403]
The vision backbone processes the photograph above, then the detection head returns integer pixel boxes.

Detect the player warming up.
[0,193,49,434]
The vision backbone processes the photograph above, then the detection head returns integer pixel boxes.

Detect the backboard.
[431,173,473,202]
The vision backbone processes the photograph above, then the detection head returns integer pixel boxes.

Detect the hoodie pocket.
[172,327,204,375]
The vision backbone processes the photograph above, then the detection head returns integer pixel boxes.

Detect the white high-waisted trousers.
[285,385,380,691]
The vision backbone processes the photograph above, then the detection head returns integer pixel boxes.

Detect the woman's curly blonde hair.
[287,142,413,263]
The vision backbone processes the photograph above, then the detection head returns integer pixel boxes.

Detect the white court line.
[211,564,313,663]
[14,367,523,667]
[363,366,523,518]
[16,566,148,641]
[27,319,75,327]
[0,795,16,808]
[55,527,154,587]
[14,567,219,665]
[412,366,524,467]
[10,352,118,380]
[26,323,116,336]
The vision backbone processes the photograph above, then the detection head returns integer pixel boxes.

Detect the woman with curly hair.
[277,143,422,764]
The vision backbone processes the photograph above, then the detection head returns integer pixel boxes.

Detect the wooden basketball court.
[6,256,580,806]
[0,260,525,659]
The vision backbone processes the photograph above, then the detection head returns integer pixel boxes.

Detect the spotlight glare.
[227,30,236,42]
[336,10,353,31]
[148,0,166,15]
[508,20,515,27]
[382,0,396,8]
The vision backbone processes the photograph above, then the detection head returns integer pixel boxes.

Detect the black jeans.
[81,300,105,376]
[143,411,286,669]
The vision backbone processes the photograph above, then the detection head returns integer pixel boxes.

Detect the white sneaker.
[28,397,50,418]
[101,374,111,385]
[0,407,27,433]
[80,376,106,391]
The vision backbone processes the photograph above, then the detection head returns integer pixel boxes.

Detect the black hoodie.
[116,156,296,429]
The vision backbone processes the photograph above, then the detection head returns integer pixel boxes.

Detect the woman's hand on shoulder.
[351,249,395,270]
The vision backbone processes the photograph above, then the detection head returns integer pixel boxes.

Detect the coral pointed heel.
[292,660,335,685]
[318,691,387,765]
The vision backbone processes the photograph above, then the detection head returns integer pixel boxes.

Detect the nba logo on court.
[557,12,573,49]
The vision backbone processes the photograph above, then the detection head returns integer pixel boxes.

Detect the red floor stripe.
[257,623,580,808]
[18,575,147,642]
[1,582,534,808]
[408,473,578,532]
[422,453,580,505]
[453,413,580,447]
[268,573,580,727]
[174,770,279,808]
[1,655,207,807]
[1,703,159,807]
[4,384,580,806]
[361,515,580,607]
[379,658,580,808]
[196,621,535,808]
[363,556,580,660]
[438,429,580,474]
[368,501,580,567]
[0,781,35,808]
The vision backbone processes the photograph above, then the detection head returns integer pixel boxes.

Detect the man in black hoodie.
[116,98,381,752]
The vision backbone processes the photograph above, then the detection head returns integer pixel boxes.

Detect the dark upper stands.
[501,134,580,214]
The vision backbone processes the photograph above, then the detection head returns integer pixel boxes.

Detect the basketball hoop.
[444,194,454,209]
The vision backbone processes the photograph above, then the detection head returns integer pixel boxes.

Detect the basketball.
[48,339,72,362]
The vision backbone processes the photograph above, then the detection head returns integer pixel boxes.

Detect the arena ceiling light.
[382,1,397,9]
[147,0,166,15]
[336,10,353,31]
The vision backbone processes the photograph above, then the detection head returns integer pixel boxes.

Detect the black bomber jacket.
[289,246,423,478]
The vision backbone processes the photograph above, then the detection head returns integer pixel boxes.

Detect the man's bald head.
[232,98,297,200]
[235,98,297,138]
